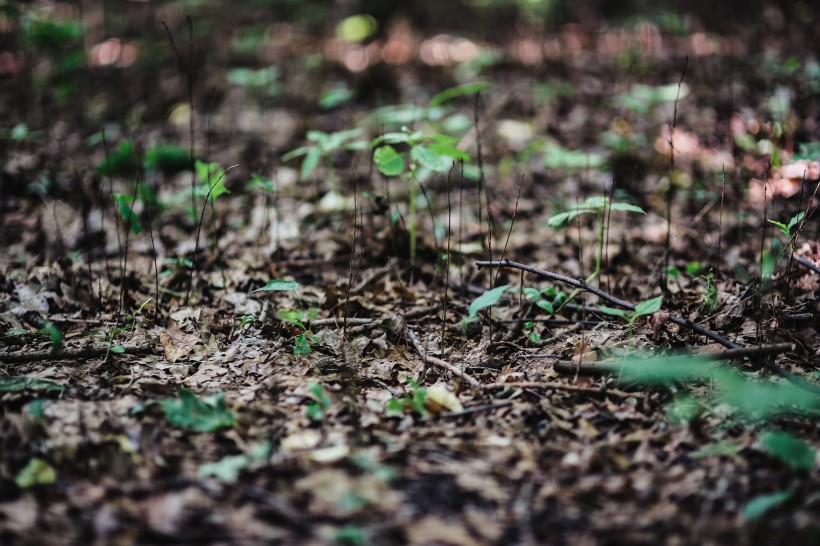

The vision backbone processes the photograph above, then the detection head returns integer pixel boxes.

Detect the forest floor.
[0,3,819,545]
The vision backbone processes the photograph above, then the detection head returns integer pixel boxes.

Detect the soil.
[0,2,819,545]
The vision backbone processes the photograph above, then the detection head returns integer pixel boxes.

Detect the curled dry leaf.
[424,383,463,414]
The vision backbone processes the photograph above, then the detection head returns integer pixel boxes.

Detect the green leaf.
[427,142,471,162]
[634,296,663,317]
[301,147,322,180]
[97,140,138,176]
[760,431,816,470]
[597,306,628,318]
[40,320,64,352]
[411,144,449,173]
[429,82,492,107]
[0,376,64,393]
[468,285,509,319]
[281,145,310,162]
[114,194,142,235]
[162,389,236,432]
[144,144,191,175]
[252,279,299,293]
[767,219,789,237]
[198,454,249,482]
[319,86,353,109]
[374,145,405,176]
[742,490,794,520]
[536,300,554,313]
[787,212,806,232]
[15,458,57,488]
[609,202,646,214]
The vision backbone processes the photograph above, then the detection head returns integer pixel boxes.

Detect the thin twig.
[552,342,795,376]
[406,329,480,388]
[0,346,154,364]
[482,381,641,399]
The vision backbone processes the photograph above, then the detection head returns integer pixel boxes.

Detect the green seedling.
[162,388,236,432]
[548,196,646,284]
[15,458,57,488]
[742,490,794,521]
[522,285,567,315]
[252,279,320,356]
[282,129,368,185]
[0,376,65,393]
[524,321,541,343]
[615,82,690,116]
[760,431,816,470]
[768,211,806,253]
[113,193,141,234]
[373,128,471,263]
[608,352,820,422]
[227,65,280,96]
[598,295,662,338]
[198,441,272,482]
[698,269,718,315]
[385,378,428,417]
[461,284,510,328]
[39,320,64,352]
[371,82,491,132]
[306,383,332,421]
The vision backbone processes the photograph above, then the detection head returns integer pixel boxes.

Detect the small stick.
[551,342,795,376]
[0,346,154,364]
[406,328,480,388]
[482,381,641,399]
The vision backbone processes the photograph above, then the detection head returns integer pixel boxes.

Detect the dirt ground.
[0,2,819,544]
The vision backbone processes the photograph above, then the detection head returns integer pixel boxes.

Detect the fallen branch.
[0,346,155,364]
[551,342,796,376]
[476,259,820,395]
[794,255,820,276]
[406,328,481,388]
[482,380,641,399]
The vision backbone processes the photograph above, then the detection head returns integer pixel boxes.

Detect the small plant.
[251,280,319,356]
[699,269,718,315]
[548,195,646,283]
[306,383,332,421]
[282,129,368,185]
[372,127,470,263]
[610,352,820,422]
[768,211,805,252]
[461,284,510,328]
[385,378,428,417]
[522,285,567,315]
[33,320,64,353]
[162,388,236,432]
[598,295,663,338]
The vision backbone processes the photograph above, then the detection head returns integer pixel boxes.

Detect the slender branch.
[0,346,154,364]
[406,328,480,388]
[482,381,641,399]
[795,255,820,276]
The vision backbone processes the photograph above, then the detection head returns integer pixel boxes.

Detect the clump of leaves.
[548,195,646,282]
[198,441,272,482]
[598,295,663,337]
[372,127,471,263]
[39,320,64,352]
[15,458,57,488]
[386,378,428,417]
[0,376,65,393]
[698,269,718,315]
[522,285,567,315]
[609,353,820,422]
[282,129,368,183]
[307,383,332,421]
[461,284,509,328]
[162,388,236,432]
